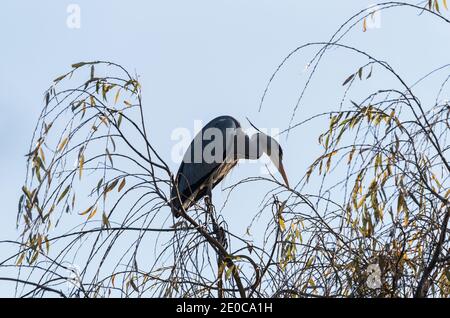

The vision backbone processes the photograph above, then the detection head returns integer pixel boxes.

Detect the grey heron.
[170,115,289,218]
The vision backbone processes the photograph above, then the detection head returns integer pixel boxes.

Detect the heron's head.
[251,132,290,189]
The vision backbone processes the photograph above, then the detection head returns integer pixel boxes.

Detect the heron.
[170,115,289,219]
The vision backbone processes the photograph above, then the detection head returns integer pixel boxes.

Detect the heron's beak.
[277,160,290,189]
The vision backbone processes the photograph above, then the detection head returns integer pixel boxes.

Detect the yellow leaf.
[100,115,109,126]
[102,212,110,228]
[278,200,286,231]
[363,17,367,32]
[81,101,86,117]
[348,147,356,164]
[357,194,367,209]
[87,206,98,220]
[445,188,450,199]
[118,178,126,192]
[431,173,442,189]
[435,0,441,12]
[279,216,286,232]
[79,154,84,179]
[37,234,42,251]
[16,253,25,266]
[105,179,119,194]
[22,185,32,201]
[326,155,332,173]
[397,193,404,214]
[45,236,50,254]
[403,208,409,226]
[90,95,96,107]
[58,137,68,152]
[306,256,315,268]
[114,89,121,105]
[79,205,94,216]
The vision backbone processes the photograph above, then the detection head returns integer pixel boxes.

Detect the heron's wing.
[171,116,240,212]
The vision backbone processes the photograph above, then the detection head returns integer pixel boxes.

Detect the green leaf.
[117,112,123,128]
[114,89,121,105]
[57,185,70,205]
[342,73,355,86]
[22,186,32,201]
[96,178,104,195]
[71,62,87,68]
[53,74,67,83]
[306,256,315,268]
[106,148,113,166]
[225,265,235,280]
[30,250,39,265]
[102,212,110,228]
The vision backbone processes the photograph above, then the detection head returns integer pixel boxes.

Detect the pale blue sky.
[0,1,448,296]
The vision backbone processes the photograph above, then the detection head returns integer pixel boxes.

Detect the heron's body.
[171,116,240,217]
[170,115,289,217]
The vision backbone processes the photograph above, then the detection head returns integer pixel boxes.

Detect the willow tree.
[1,1,449,298]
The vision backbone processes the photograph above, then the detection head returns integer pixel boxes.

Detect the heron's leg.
[205,186,214,224]
[204,185,228,297]
[204,184,217,230]
[204,183,228,250]
[205,185,214,213]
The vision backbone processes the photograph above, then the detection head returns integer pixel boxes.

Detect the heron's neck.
[233,130,262,160]
[247,133,263,160]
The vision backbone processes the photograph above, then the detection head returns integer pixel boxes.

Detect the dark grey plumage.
[170,116,241,217]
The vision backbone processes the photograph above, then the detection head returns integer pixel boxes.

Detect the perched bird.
[170,115,289,217]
